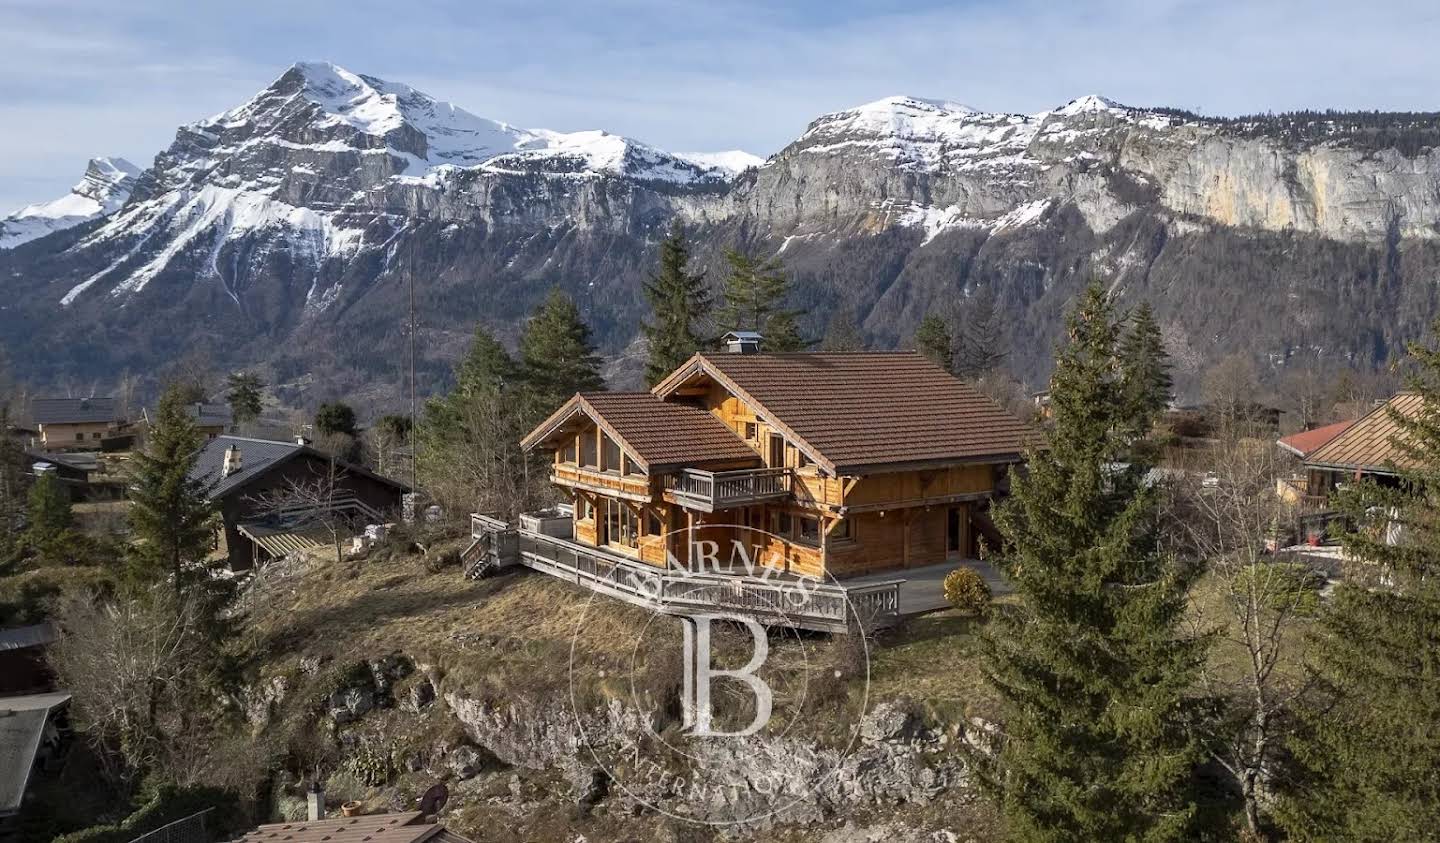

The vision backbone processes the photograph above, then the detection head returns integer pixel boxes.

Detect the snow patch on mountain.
[888,197,1054,244]
[796,93,1181,174]
[61,184,366,307]
[676,150,765,175]
[0,158,140,249]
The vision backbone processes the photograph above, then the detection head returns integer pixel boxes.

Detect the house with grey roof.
[0,692,70,821]
[29,398,122,452]
[189,436,408,569]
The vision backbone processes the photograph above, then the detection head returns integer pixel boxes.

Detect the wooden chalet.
[1297,392,1423,507]
[506,351,1034,624]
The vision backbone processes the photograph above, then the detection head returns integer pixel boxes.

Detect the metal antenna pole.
[409,217,418,491]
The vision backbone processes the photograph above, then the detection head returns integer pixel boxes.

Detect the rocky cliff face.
[0,157,139,249]
[4,63,1439,400]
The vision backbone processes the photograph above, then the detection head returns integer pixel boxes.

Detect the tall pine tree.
[520,288,603,414]
[718,251,806,351]
[1118,301,1173,437]
[956,287,1006,378]
[226,371,264,425]
[127,384,216,591]
[913,313,955,373]
[1278,320,1440,841]
[642,223,710,385]
[972,281,1209,842]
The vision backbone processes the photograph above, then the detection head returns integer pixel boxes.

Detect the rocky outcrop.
[442,691,966,832]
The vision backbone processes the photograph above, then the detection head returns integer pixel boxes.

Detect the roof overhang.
[520,394,653,473]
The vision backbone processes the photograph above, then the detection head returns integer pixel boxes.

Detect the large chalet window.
[601,434,623,473]
[605,499,639,549]
[831,517,851,541]
[579,431,598,468]
[770,509,792,538]
[561,438,577,464]
[797,516,820,544]
[623,455,645,477]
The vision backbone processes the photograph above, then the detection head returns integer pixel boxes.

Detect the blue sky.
[4,0,1439,210]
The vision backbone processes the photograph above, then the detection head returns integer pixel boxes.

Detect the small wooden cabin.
[521,351,1035,580]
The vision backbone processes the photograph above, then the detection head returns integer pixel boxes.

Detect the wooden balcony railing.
[470,516,899,633]
[663,467,791,512]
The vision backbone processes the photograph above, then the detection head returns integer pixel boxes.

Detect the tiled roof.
[1277,418,1357,458]
[522,392,760,472]
[656,352,1036,474]
[31,398,118,425]
[232,811,458,843]
[1304,392,1425,473]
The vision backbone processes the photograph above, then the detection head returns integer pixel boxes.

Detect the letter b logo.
[680,613,773,737]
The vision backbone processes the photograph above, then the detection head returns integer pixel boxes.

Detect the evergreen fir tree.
[1118,302,1173,437]
[642,222,710,385]
[520,288,603,414]
[418,325,541,518]
[226,371,264,425]
[718,250,806,351]
[25,472,72,540]
[819,305,866,351]
[913,313,955,373]
[1278,320,1440,841]
[972,281,1209,841]
[956,287,1006,378]
[127,384,216,590]
[314,402,357,438]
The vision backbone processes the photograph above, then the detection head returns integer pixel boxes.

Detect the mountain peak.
[1054,94,1128,115]
[1,157,139,249]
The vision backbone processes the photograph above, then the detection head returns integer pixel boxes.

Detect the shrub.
[943,567,992,617]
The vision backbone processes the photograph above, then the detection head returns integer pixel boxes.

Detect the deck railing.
[478,520,899,633]
[663,467,791,512]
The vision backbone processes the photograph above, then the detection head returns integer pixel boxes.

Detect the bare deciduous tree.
[248,459,363,565]
[1165,436,1318,840]
[50,589,217,785]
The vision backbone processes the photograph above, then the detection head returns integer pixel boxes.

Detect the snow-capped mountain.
[0,157,140,249]
[5,63,1440,404]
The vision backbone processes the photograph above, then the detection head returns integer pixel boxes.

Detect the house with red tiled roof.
[505,346,1035,629]
[1296,392,1425,507]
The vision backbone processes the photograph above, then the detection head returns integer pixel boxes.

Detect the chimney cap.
[722,330,763,354]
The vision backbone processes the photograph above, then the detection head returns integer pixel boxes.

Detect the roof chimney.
[723,331,763,354]
[222,445,242,478]
[307,781,325,821]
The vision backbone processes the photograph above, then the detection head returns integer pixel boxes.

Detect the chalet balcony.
[662,466,791,513]
[550,462,652,502]
[469,514,901,633]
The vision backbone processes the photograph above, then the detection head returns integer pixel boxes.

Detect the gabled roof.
[521,392,759,473]
[653,351,1036,475]
[1304,392,1425,474]
[232,811,468,843]
[188,403,233,427]
[31,398,118,425]
[1277,418,1357,458]
[188,435,409,500]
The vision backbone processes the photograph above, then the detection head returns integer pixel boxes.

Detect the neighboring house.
[29,398,121,451]
[1274,418,1358,505]
[0,692,70,822]
[188,435,409,569]
[232,811,472,843]
[1296,392,1422,508]
[507,350,1034,629]
[0,625,57,695]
